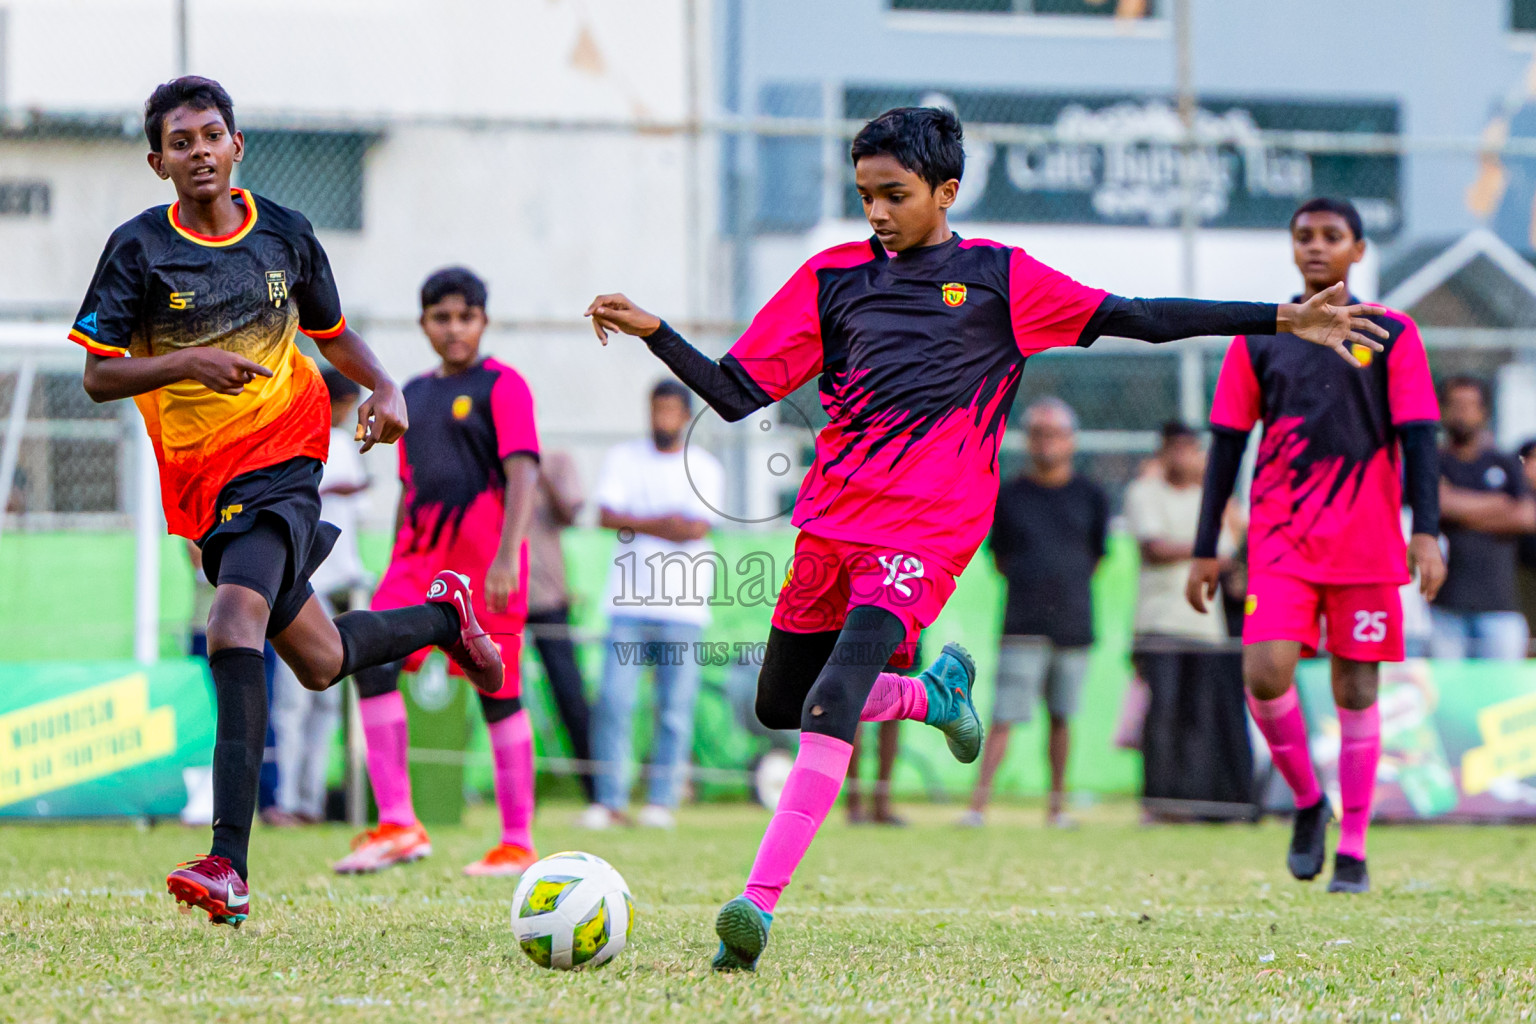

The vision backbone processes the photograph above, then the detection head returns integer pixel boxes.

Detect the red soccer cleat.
[166,854,249,927]
[426,570,505,695]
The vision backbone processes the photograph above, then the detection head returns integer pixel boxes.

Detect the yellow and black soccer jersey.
[68,189,347,538]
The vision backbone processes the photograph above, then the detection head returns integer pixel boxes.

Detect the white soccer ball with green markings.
[511,851,634,970]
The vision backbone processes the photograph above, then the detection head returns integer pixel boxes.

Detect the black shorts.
[199,456,340,637]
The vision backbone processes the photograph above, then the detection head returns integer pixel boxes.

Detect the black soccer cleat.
[1326,853,1370,894]
[1286,797,1333,881]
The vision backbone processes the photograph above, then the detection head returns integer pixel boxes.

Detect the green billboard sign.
[0,659,215,818]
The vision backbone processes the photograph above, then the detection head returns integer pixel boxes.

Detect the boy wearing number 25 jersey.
[1189,198,1444,897]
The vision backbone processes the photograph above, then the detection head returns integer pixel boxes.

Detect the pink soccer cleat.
[425,570,504,695]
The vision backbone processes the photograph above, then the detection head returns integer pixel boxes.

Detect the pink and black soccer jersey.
[391,357,540,559]
[722,235,1108,575]
[1208,304,1439,584]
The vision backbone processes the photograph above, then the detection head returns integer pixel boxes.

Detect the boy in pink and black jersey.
[1188,198,1445,895]
[333,268,542,880]
[587,108,1390,971]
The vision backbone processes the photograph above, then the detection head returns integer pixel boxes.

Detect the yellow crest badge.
[1244,594,1258,616]
[265,270,288,308]
[452,395,473,420]
[1350,343,1374,367]
[941,282,967,307]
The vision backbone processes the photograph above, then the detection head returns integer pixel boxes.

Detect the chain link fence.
[4,112,1535,521]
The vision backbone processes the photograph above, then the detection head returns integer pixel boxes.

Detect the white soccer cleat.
[577,804,615,830]
[636,805,676,830]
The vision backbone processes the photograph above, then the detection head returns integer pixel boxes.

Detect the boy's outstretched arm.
[1085,283,1390,367]
[586,293,770,423]
[315,327,408,452]
[83,348,274,403]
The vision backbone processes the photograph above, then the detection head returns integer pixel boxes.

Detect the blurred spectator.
[960,398,1107,829]
[584,380,723,830]
[1519,440,1536,641]
[1434,378,1534,660]
[269,370,366,825]
[1125,422,1227,647]
[525,449,595,801]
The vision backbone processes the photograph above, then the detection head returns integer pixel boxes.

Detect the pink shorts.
[372,535,528,697]
[1242,573,1404,662]
[770,531,957,668]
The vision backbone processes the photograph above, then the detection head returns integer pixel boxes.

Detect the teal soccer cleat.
[920,643,983,764]
[712,896,773,972]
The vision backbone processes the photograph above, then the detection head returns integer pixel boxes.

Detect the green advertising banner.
[1295,659,1536,822]
[0,659,215,819]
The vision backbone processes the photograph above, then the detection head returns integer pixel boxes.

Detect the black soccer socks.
[208,647,269,881]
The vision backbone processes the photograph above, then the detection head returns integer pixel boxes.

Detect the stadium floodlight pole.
[174,0,189,77]
[1175,0,1196,297]
[133,425,161,663]
[1173,0,1206,426]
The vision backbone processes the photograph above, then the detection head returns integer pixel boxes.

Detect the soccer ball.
[511,851,634,970]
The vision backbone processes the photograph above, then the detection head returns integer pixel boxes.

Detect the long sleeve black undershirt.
[642,321,770,422]
[1400,421,1440,538]
[1193,427,1248,559]
[1194,421,1443,559]
[1078,296,1279,347]
[642,295,1280,423]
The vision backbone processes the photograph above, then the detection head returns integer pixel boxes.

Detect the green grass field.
[3,801,1535,1023]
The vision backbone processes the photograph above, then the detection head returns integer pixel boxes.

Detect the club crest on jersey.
[941,282,967,307]
[1350,342,1374,367]
[452,395,473,420]
[1245,594,1258,616]
[265,270,289,308]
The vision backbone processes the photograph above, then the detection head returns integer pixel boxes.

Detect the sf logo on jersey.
[169,291,196,310]
[878,554,925,597]
[941,282,967,307]
[266,270,289,308]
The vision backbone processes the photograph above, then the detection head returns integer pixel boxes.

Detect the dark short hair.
[420,267,488,312]
[322,367,360,403]
[144,76,235,153]
[1290,197,1364,242]
[1520,438,1536,461]
[1444,375,1491,408]
[850,107,965,192]
[651,379,692,411]
[1161,421,1199,444]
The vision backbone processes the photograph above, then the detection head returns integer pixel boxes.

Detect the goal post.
[0,324,161,665]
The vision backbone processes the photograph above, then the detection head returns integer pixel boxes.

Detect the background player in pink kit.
[1187,198,1446,895]
[586,108,1392,971]
[334,268,542,878]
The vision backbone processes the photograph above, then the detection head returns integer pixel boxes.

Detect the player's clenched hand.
[181,348,274,396]
[485,551,521,615]
[1283,282,1391,367]
[585,294,662,345]
[356,380,407,453]
[1185,557,1222,614]
[1409,532,1446,602]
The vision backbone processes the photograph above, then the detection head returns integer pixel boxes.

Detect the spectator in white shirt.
[582,380,724,830]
